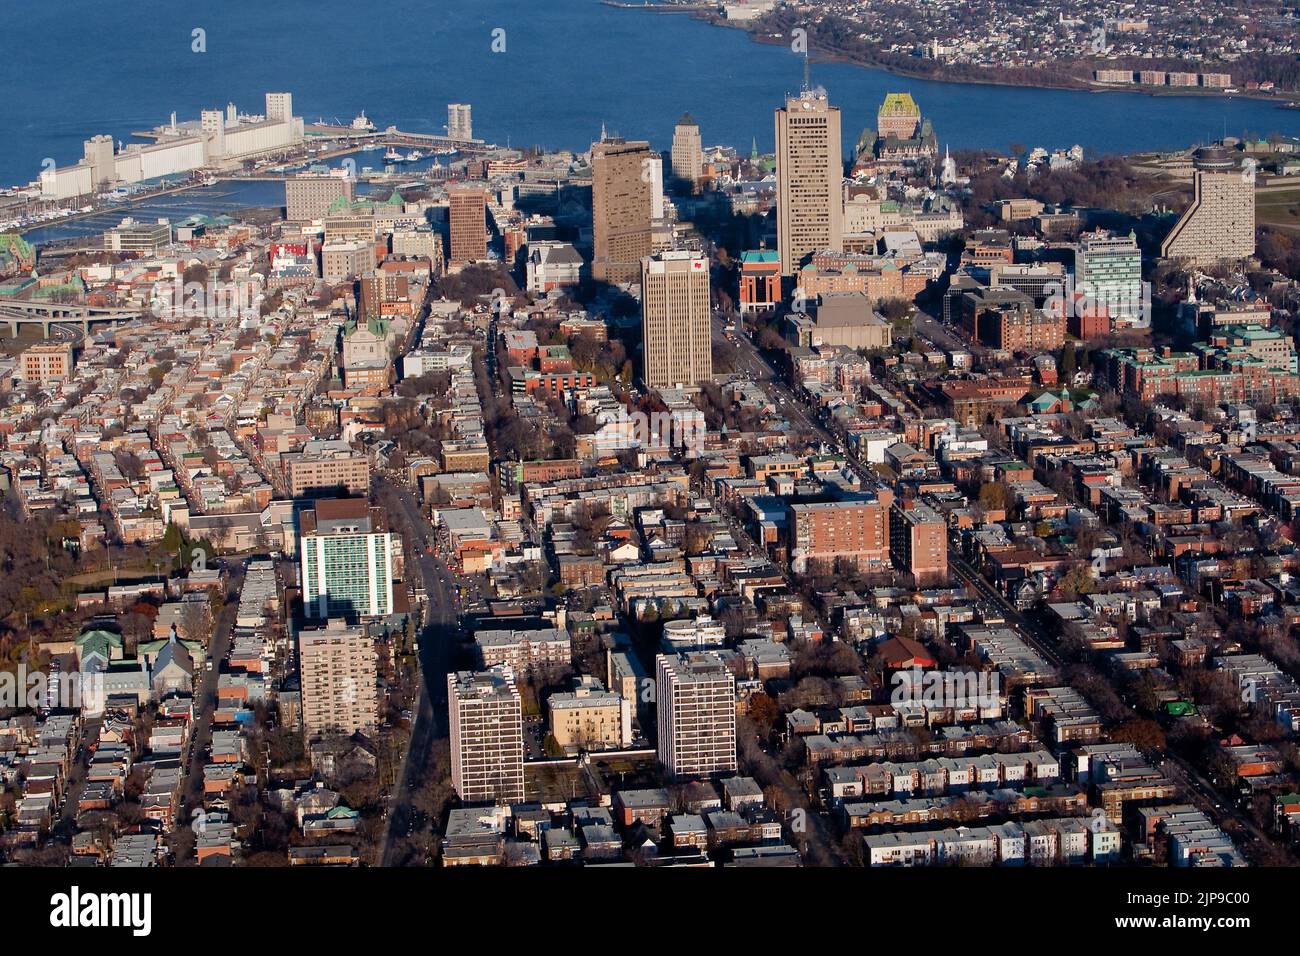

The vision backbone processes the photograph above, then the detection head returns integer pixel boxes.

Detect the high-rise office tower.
[1160,145,1255,265]
[298,619,378,739]
[591,136,653,284]
[448,186,488,264]
[449,667,525,803]
[656,652,737,780]
[775,88,844,276]
[641,250,713,390]
[299,499,397,620]
[447,103,473,141]
[671,113,703,192]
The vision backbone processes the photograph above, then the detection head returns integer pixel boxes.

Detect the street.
[378,476,463,866]
[175,560,244,862]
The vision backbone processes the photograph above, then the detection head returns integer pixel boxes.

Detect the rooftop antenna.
[802,51,811,94]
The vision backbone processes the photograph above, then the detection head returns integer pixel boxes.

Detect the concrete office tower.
[285,173,355,222]
[448,186,488,264]
[449,667,525,803]
[775,88,844,276]
[1075,229,1143,316]
[298,619,378,739]
[1160,145,1255,265]
[591,136,653,284]
[641,251,712,390]
[299,499,397,620]
[671,113,703,191]
[656,652,737,780]
[448,103,473,141]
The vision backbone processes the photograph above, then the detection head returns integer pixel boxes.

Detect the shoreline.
[688,11,1300,111]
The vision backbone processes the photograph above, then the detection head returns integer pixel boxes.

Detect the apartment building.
[1075,230,1142,316]
[547,676,631,752]
[473,626,572,678]
[889,499,948,585]
[321,240,376,283]
[298,618,377,739]
[657,651,737,780]
[282,440,371,498]
[299,499,397,620]
[788,491,894,573]
[448,667,525,803]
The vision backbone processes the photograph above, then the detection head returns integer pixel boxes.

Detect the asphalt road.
[378,477,462,866]
[175,560,244,862]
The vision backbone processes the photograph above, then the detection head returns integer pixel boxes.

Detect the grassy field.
[1257,187,1300,229]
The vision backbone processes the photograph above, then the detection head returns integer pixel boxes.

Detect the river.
[3,0,1298,189]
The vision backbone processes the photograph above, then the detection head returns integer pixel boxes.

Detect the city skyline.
[0,3,1293,935]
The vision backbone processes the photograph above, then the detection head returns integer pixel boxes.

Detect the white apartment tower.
[1160,145,1255,265]
[775,88,844,276]
[1075,230,1143,318]
[298,619,378,739]
[656,652,737,779]
[449,667,526,803]
[641,250,713,390]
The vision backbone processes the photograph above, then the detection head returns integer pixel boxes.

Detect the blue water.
[3,0,1298,189]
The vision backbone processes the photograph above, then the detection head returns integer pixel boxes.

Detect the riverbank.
[692,10,1300,110]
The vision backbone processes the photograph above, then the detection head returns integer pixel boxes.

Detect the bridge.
[0,298,139,337]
